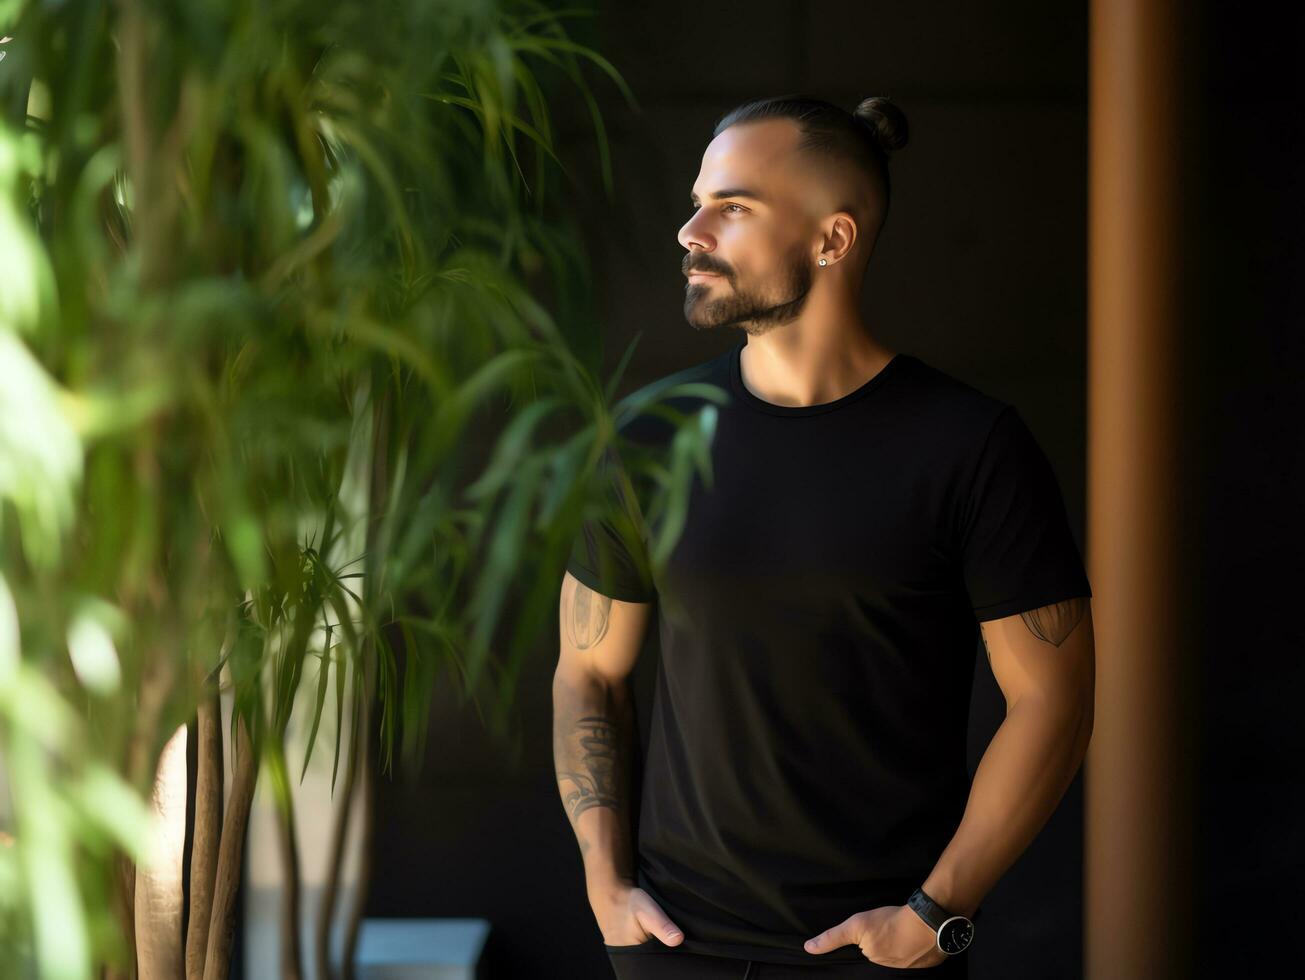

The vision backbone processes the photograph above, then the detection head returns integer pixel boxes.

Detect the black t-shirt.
[566,339,1092,965]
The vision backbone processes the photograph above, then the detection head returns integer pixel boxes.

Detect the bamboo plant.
[0,1,723,978]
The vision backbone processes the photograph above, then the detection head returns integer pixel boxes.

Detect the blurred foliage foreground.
[0,1,722,977]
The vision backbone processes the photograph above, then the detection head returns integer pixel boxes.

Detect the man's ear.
[819,211,859,266]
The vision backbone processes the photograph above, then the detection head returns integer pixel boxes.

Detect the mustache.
[684,261,729,276]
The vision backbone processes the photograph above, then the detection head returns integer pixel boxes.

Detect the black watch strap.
[909,886,979,956]
[907,886,982,929]
[907,886,944,930]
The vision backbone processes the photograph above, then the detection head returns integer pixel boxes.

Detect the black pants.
[604,943,969,979]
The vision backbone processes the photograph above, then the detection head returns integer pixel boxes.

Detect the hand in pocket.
[590,878,686,948]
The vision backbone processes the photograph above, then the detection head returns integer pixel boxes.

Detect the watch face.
[937,916,974,954]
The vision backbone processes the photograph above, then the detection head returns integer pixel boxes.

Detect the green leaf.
[299,623,334,785]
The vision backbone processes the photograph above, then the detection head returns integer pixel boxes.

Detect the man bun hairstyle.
[713,93,910,248]
[851,96,910,165]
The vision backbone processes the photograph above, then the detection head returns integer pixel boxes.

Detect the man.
[553,94,1094,979]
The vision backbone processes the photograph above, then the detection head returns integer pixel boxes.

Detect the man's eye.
[691,204,745,214]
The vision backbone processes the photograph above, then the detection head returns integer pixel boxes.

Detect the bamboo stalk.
[202,714,257,980]
[314,678,360,980]
[339,668,375,980]
[135,725,188,980]
[186,691,223,980]
[276,744,304,980]
[340,385,393,980]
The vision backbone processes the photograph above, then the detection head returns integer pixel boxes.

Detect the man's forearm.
[920,694,1093,917]
[553,669,638,894]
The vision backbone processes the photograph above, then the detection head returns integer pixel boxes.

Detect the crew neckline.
[728,340,909,417]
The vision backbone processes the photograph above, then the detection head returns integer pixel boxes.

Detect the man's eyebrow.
[690,187,768,205]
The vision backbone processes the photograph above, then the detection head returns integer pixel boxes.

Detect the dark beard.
[683,247,814,336]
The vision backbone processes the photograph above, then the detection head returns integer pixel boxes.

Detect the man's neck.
[738,327,897,409]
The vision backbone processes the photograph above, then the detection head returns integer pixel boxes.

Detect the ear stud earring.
[818,258,828,266]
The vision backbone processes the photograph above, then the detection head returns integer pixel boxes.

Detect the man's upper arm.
[978,596,1096,715]
[557,569,653,686]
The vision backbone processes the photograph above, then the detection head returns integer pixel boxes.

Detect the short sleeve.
[565,443,656,603]
[959,406,1092,621]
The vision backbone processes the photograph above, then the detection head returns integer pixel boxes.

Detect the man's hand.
[588,876,686,948]
[803,904,946,968]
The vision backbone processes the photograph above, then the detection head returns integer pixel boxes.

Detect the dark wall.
[366,3,1302,978]
[1187,4,1304,976]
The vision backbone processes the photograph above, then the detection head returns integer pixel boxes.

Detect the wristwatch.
[907,886,978,955]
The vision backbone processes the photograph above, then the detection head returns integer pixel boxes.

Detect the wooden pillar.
[1086,1,1201,978]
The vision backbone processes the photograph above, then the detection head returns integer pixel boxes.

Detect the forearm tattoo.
[558,714,622,820]
[1020,597,1089,647]
[565,581,612,650]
